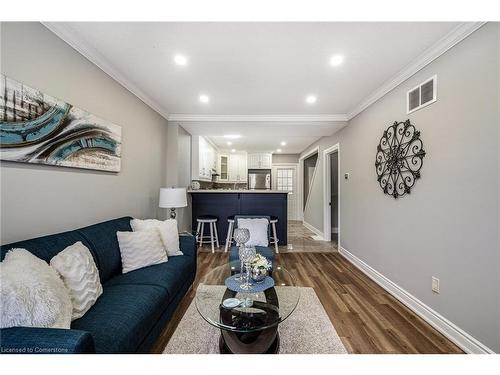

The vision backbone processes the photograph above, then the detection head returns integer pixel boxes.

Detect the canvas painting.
[0,74,121,172]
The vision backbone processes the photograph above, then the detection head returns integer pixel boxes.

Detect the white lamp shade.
[159,187,187,208]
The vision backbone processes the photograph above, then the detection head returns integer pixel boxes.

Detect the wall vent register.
[407,75,437,114]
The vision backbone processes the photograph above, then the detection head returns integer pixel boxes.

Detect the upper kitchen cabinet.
[248,153,272,169]
[229,152,248,182]
[192,136,218,181]
[218,154,229,182]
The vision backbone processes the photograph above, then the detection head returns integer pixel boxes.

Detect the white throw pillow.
[237,218,269,247]
[130,218,183,256]
[0,249,72,329]
[117,229,168,274]
[50,242,103,321]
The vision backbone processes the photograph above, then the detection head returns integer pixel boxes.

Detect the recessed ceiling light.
[199,94,209,103]
[223,135,241,139]
[276,149,282,153]
[174,55,188,66]
[231,149,236,153]
[330,55,344,67]
[306,95,317,104]
[280,141,287,146]
[227,141,232,146]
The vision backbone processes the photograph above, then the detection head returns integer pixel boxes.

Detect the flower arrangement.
[250,254,272,271]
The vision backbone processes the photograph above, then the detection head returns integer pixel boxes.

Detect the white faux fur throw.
[0,248,72,329]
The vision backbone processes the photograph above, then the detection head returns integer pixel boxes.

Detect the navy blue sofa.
[0,217,197,354]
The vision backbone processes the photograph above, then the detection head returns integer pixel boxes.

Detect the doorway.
[323,144,340,246]
[272,164,299,220]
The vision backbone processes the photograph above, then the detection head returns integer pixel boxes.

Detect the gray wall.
[164,122,192,231]
[300,23,500,351]
[272,153,300,164]
[0,22,169,244]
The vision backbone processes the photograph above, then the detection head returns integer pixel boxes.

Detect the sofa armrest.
[179,233,197,258]
[0,327,95,354]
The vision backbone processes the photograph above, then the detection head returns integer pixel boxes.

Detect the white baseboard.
[338,246,494,354]
[302,220,324,239]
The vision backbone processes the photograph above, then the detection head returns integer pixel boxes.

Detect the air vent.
[407,75,437,114]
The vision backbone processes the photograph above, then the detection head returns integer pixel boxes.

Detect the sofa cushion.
[104,255,193,300]
[76,217,133,283]
[71,283,168,353]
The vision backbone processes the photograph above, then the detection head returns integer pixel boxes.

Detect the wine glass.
[233,228,250,280]
[239,246,256,290]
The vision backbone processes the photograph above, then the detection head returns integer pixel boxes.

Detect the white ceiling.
[46,22,462,153]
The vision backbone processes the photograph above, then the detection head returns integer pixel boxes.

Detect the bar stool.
[270,216,279,253]
[196,215,219,253]
[224,215,235,253]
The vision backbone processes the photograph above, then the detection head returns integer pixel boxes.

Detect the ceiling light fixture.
[223,135,241,139]
[280,141,287,146]
[306,95,317,104]
[199,94,209,103]
[231,149,236,153]
[276,149,282,153]
[227,141,232,146]
[174,55,188,66]
[329,55,344,67]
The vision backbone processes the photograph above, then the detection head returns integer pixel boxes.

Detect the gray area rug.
[163,286,347,354]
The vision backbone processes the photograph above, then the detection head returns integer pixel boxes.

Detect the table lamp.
[159,187,187,219]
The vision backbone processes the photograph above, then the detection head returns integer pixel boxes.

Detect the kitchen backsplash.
[194,180,248,190]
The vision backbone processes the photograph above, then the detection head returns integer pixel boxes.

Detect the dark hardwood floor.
[151,251,463,354]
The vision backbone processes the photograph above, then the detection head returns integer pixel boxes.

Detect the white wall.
[0,22,169,244]
[300,23,500,352]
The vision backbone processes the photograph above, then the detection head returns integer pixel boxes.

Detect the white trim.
[338,246,495,354]
[302,220,324,239]
[407,75,438,114]
[298,146,320,220]
[167,114,348,122]
[42,22,171,120]
[299,146,320,161]
[346,22,486,120]
[323,143,340,243]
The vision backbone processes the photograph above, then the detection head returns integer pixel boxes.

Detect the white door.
[273,166,298,220]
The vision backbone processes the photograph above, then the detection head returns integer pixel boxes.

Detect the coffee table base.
[219,331,280,354]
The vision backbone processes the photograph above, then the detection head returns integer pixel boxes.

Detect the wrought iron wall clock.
[375,120,426,198]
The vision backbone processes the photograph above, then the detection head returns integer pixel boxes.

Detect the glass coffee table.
[195,261,299,354]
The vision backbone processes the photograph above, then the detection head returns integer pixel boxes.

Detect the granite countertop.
[188,189,289,194]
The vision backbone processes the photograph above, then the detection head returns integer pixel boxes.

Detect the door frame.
[272,163,299,220]
[322,143,340,243]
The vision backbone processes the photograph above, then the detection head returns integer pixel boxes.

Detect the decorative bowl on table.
[250,254,272,283]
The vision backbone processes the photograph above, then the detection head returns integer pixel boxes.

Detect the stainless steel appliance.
[248,169,271,190]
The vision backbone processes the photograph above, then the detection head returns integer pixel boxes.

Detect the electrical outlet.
[432,277,440,294]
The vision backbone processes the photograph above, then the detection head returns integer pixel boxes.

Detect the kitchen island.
[189,190,288,246]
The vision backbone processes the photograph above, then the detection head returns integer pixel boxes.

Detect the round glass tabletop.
[195,261,300,333]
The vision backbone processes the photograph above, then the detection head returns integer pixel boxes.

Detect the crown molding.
[41,22,171,120]
[346,22,487,120]
[167,114,348,122]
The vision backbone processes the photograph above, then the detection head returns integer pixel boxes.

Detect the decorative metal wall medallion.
[375,120,426,198]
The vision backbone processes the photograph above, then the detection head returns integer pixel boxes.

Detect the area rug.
[163,286,347,354]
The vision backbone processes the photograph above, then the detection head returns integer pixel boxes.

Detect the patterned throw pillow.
[130,218,183,257]
[116,229,168,274]
[50,242,103,320]
[1,249,72,329]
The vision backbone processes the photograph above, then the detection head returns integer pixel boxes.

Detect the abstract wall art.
[0,74,121,172]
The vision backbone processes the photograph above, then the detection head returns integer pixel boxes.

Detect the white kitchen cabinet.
[229,153,248,182]
[218,154,229,181]
[248,153,272,169]
[192,136,218,181]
